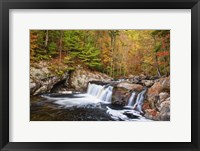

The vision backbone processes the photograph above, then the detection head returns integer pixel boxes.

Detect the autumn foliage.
[30,30,170,78]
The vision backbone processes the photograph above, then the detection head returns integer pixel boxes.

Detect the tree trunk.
[59,31,63,63]
[45,30,48,47]
[156,66,161,77]
[153,36,162,77]
[155,56,161,77]
[110,33,114,77]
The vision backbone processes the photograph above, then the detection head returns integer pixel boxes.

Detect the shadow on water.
[30,93,149,121]
[30,94,116,121]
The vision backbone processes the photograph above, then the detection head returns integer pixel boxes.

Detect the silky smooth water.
[30,83,150,121]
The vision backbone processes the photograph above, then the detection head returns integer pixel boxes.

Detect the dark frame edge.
[197,1,200,151]
[1,0,200,151]
[0,0,3,149]
[191,1,199,150]
[1,0,9,151]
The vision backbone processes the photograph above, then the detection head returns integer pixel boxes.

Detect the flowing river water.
[30,83,151,121]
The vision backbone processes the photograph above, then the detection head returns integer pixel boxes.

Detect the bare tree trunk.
[156,66,161,77]
[45,30,48,47]
[153,36,162,77]
[59,31,63,63]
[163,57,168,76]
[155,56,161,77]
[110,33,114,77]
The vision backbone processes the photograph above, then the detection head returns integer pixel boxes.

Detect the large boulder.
[112,87,131,106]
[142,76,170,121]
[159,92,169,103]
[69,68,112,92]
[112,82,143,106]
[144,100,170,121]
[158,98,170,121]
[30,66,68,95]
[144,109,160,121]
[147,76,170,96]
[146,76,170,108]
[116,82,143,92]
[141,80,154,87]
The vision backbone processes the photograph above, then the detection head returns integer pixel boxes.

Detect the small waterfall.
[87,83,146,112]
[87,83,113,103]
[133,89,146,113]
[127,92,136,107]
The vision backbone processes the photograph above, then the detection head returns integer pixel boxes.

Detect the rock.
[159,100,170,112]
[33,85,48,95]
[111,82,143,106]
[112,87,131,106]
[142,80,154,87]
[149,76,159,80]
[140,74,147,80]
[134,76,140,80]
[144,97,170,121]
[89,81,113,86]
[142,102,151,110]
[147,82,161,96]
[30,82,37,94]
[159,112,170,121]
[132,76,140,84]
[116,82,143,92]
[30,67,50,80]
[144,109,159,121]
[161,77,170,92]
[158,100,170,121]
[159,92,169,103]
[69,68,112,92]
[148,76,170,96]
[112,82,143,106]
[142,76,170,121]
[128,74,134,78]
[30,66,68,95]
[146,76,170,108]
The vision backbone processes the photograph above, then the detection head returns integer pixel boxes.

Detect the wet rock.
[144,109,160,121]
[146,76,170,108]
[159,112,170,121]
[116,82,143,92]
[142,80,154,87]
[112,87,131,106]
[30,66,68,95]
[147,76,170,96]
[69,68,112,92]
[159,92,169,103]
[142,76,170,121]
[161,77,170,93]
[112,82,144,106]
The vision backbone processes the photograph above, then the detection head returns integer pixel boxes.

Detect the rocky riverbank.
[30,63,170,121]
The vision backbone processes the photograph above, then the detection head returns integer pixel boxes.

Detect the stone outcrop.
[30,66,68,95]
[112,82,144,106]
[143,76,170,121]
[69,68,112,92]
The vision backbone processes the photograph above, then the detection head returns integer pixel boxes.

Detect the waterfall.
[87,83,113,103]
[87,83,146,113]
[127,92,136,107]
[133,89,146,113]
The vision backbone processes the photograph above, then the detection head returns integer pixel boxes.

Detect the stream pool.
[30,93,151,121]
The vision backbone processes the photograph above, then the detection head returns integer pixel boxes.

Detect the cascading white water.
[87,83,113,103]
[133,89,146,113]
[40,83,150,121]
[127,92,136,107]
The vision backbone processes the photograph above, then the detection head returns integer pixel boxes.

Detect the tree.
[30,29,170,77]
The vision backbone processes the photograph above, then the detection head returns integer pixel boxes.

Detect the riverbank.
[30,63,170,121]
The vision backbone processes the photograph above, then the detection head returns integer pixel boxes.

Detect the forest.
[30,29,170,121]
[30,30,170,78]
